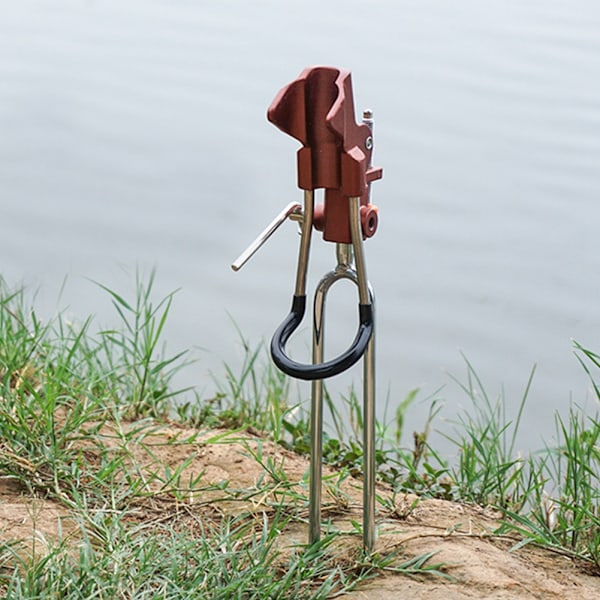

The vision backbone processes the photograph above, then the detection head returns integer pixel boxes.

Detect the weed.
[94,268,192,419]
[440,358,535,508]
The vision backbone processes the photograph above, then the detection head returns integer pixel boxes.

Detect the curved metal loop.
[270,279,374,381]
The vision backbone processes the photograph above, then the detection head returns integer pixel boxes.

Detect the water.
[1,0,600,453]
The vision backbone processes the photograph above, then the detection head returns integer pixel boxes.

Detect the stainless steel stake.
[309,196,376,551]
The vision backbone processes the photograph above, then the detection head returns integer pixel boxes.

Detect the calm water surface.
[1,0,600,452]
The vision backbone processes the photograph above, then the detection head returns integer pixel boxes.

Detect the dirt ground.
[2,421,600,599]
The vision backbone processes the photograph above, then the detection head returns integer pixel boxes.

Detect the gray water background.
[1,0,600,454]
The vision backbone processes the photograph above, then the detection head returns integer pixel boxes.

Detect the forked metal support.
[231,66,382,551]
[309,239,376,549]
[234,193,378,550]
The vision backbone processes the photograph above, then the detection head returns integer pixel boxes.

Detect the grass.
[5,514,356,599]
[1,271,600,597]
[0,273,448,598]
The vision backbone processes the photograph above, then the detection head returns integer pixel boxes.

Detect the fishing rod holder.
[232,66,382,550]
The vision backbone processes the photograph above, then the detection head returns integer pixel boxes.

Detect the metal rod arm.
[231,202,302,272]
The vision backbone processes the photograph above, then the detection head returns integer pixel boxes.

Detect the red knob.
[360,204,379,238]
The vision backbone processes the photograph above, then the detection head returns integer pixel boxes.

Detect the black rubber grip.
[270,295,373,381]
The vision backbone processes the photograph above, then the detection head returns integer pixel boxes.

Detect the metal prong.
[231,202,302,271]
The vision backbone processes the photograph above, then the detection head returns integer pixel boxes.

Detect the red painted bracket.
[267,66,383,243]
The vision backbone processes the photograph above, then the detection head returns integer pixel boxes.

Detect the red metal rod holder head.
[267,66,383,244]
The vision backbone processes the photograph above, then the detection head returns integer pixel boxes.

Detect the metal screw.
[365,136,373,150]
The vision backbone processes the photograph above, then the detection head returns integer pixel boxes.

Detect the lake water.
[1,0,600,453]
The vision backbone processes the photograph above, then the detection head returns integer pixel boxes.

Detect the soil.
[2,421,600,599]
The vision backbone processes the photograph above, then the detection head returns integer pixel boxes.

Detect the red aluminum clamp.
[267,66,383,244]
